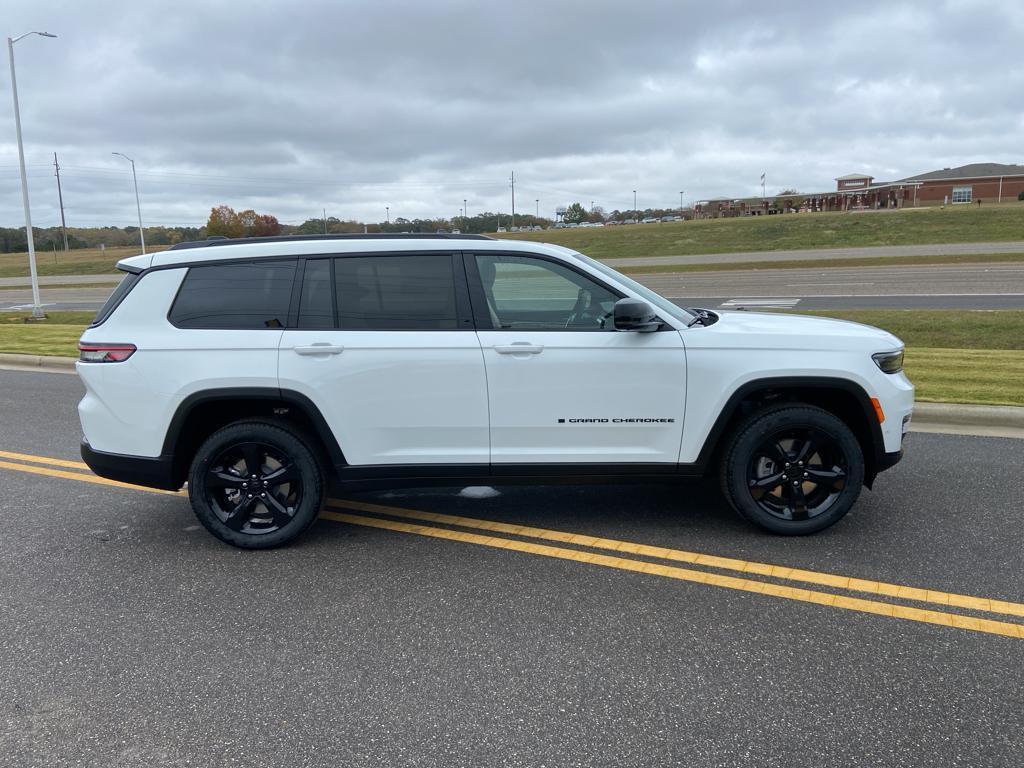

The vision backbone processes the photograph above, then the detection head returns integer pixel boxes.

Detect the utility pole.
[54,152,68,250]
[323,208,327,234]
[510,171,516,230]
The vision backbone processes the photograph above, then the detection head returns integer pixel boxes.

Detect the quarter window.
[952,186,972,204]
[169,261,295,329]
[334,255,458,330]
[475,254,621,331]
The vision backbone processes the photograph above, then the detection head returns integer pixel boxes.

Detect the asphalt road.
[1,368,1023,767]
[2,262,1022,313]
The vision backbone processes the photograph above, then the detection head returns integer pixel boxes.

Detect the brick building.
[901,163,1024,205]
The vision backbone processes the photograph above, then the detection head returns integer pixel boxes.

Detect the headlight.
[872,349,904,374]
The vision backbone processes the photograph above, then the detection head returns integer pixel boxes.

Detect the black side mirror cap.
[613,298,661,332]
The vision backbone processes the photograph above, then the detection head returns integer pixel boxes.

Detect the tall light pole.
[679,191,684,213]
[112,152,145,253]
[9,30,57,320]
[535,199,539,218]
[385,205,390,224]
[633,190,637,221]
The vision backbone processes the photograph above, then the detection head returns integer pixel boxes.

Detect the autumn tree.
[206,205,281,238]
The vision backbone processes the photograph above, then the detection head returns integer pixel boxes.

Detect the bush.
[1018,190,1024,201]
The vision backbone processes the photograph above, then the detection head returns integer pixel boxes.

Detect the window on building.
[952,186,973,204]
[334,254,458,330]
[169,261,295,329]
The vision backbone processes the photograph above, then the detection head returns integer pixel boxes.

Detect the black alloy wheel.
[205,441,302,535]
[188,421,324,549]
[719,405,865,535]
[746,427,849,521]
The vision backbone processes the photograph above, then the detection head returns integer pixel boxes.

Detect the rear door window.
[334,255,458,330]
[169,261,295,329]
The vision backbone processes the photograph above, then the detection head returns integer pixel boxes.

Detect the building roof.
[901,163,1024,182]
[835,173,874,181]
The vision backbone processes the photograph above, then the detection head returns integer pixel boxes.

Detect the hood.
[684,310,903,353]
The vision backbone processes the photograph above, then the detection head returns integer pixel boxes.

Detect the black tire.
[718,404,864,535]
[188,420,324,549]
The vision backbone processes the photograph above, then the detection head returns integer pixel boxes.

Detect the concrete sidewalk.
[0,274,121,288]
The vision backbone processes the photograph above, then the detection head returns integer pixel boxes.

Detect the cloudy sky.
[2,0,1022,229]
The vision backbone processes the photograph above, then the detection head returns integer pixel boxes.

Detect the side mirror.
[613,298,661,332]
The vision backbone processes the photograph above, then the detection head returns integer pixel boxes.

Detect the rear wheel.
[718,405,864,535]
[188,421,324,549]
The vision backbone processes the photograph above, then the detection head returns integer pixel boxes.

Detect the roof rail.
[168,233,496,250]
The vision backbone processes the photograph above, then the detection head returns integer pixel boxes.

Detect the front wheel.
[718,405,864,535]
[188,420,324,549]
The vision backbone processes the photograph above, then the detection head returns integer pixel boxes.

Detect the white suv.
[77,234,913,548]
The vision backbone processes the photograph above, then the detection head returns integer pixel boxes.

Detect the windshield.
[573,252,696,324]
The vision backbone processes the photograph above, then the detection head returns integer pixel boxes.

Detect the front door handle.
[494,343,544,355]
[294,343,345,356]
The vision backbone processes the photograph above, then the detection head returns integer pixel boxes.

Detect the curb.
[0,352,76,374]
[909,401,1024,438]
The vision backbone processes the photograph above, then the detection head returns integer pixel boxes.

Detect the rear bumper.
[80,439,180,491]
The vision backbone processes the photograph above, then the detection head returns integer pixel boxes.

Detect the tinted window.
[297,259,334,329]
[335,255,458,330]
[92,271,140,325]
[475,254,620,331]
[169,261,295,329]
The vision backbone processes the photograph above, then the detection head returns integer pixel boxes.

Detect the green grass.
[623,251,1024,275]
[499,204,1024,260]
[791,310,1024,350]
[0,246,166,279]
[2,309,1022,407]
[903,348,1024,406]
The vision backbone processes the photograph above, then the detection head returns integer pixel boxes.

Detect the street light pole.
[535,199,539,218]
[112,152,145,253]
[633,190,637,222]
[679,191,684,213]
[9,31,56,319]
[385,206,390,224]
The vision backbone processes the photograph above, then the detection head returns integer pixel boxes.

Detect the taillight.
[78,343,137,363]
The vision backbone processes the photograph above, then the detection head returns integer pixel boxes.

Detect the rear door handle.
[494,343,544,355]
[294,343,345,356]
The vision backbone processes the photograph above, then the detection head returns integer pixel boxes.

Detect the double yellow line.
[2,448,1023,639]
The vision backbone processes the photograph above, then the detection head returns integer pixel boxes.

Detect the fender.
[692,376,886,480]
[161,387,348,468]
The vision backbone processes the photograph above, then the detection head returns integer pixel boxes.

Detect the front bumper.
[80,439,181,491]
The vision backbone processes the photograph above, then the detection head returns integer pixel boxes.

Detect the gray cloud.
[2,0,1022,229]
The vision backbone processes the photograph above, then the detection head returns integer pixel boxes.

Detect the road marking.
[321,509,1024,640]
[0,449,89,470]
[0,459,183,496]
[3,449,1022,637]
[325,498,1024,620]
[786,282,875,287]
[719,298,801,308]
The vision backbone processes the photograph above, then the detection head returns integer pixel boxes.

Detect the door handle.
[294,343,345,356]
[494,343,544,355]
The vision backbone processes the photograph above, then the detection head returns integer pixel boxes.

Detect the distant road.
[611,241,1024,268]
[2,260,1023,313]
[644,262,1024,311]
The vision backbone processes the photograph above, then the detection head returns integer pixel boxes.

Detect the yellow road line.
[326,498,1024,620]
[0,449,90,470]
[0,459,184,496]
[322,510,1023,640]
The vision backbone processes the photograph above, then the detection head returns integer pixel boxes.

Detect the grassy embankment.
[0,245,167,279]
[500,204,1024,261]
[2,309,1022,407]
[1,205,1022,278]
